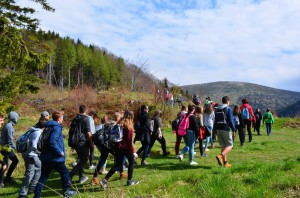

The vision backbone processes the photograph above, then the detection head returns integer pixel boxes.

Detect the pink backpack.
[177,113,192,136]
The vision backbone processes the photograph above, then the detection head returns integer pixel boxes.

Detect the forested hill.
[181,81,300,117]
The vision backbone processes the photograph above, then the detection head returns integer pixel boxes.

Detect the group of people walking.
[0,97,275,197]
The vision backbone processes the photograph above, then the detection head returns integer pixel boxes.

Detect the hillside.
[181,81,300,117]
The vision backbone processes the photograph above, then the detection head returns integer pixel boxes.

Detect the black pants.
[94,145,114,178]
[148,133,167,155]
[0,150,19,183]
[237,124,245,145]
[243,119,252,142]
[69,143,89,179]
[198,138,204,156]
[254,122,261,135]
[89,149,95,166]
[105,149,135,181]
[137,140,150,161]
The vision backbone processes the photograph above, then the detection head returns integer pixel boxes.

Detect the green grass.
[2,117,300,198]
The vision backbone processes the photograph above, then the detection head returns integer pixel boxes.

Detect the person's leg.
[5,151,19,180]
[94,146,109,178]
[19,156,35,196]
[148,134,157,155]
[105,151,123,181]
[0,152,9,184]
[30,155,42,190]
[70,144,89,180]
[157,136,168,154]
[198,138,204,156]
[181,135,189,155]
[89,149,95,166]
[238,126,243,146]
[246,121,252,142]
[257,122,261,135]
[34,161,52,198]
[269,123,272,135]
[124,151,134,181]
[141,141,150,162]
[175,134,182,155]
[204,136,210,150]
[54,162,71,193]
[187,130,195,162]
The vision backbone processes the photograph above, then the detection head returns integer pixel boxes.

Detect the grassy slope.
[1,117,299,198]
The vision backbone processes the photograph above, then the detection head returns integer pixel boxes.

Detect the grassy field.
[1,117,299,198]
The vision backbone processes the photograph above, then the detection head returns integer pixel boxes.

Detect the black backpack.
[214,107,228,129]
[92,123,122,149]
[37,127,52,152]
[171,115,183,132]
[68,117,86,148]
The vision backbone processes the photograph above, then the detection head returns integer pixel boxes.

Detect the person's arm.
[49,127,64,157]
[227,108,236,132]
[7,126,16,149]
[86,132,94,151]
[249,107,256,123]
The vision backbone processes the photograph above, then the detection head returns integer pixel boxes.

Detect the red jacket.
[118,127,135,153]
[240,103,256,123]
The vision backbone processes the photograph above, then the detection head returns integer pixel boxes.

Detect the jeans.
[19,155,41,196]
[34,161,70,198]
[0,150,19,183]
[137,140,150,161]
[204,125,213,149]
[105,149,135,181]
[266,123,272,135]
[243,119,252,142]
[181,130,196,161]
[69,143,89,179]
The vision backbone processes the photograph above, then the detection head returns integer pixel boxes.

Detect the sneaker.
[100,170,108,174]
[123,165,128,171]
[175,154,181,158]
[202,153,208,157]
[194,152,197,155]
[205,148,210,152]
[141,160,150,165]
[178,154,184,162]
[72,162,77,167]
[127,179,139,186]
[119,172,128,180]
[224,163,231,168]
[89,165,96,170]
[90,177,100,186]
[189,161,198,165]
[100,179,108,190]
[79,176,89,184]
[163,151,170,156]
[216,154,224,166]
[64,189,77,197]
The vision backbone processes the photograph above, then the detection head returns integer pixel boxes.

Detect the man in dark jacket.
[136,105,152,165]
[69,105,93,184]
[0,111,19,186]
[177,104,199,165]
[34,111,76,198]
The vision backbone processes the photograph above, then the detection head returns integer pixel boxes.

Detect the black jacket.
[139,112,151,143]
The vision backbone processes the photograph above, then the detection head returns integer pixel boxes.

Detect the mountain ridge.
[181,81,300,117]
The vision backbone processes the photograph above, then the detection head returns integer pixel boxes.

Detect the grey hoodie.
[0,111,19,149]
[22,127,42,157]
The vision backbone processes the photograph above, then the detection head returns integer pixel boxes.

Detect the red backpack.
[177,113,192,136]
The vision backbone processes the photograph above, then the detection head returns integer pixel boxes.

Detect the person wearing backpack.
[69,105,94,184]
[175,105,187,158]
[147,110,170,157]
[262,109,274,136]
[0,111,19,187]
[240,98,256,142]
[215,96,236,168]
[233,105,245,146]
[177,104,200,165]
[203,103,215,152]
[18,113,48,198]
[136,105,152,165]
[100,110,139,189]
[34,111,77,198]
[0,115,10,175]
[194,106,206,157]
[254,109,262,136]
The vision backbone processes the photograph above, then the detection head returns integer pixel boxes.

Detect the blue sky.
[17,0,300,92]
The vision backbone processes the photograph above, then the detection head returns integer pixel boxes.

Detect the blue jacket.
[40,120,66,163]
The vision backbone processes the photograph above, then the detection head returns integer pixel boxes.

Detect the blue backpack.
[242,107,250,119]
[16,129,34,153]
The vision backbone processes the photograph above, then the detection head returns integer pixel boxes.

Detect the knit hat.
[41,111,49,118]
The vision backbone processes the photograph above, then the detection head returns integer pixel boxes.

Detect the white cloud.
[16,0,300,92]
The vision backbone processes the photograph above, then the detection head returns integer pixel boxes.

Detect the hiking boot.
[89,165,96,170]
[119,172,128,180]
[224,163,231,168]
[178,154,184,162]
[100,179,108,190]
[90,177,100,186]
[216,154,224,166]
[189,161,198,165]
[127,179,139,186]
[163,151,170,156]
[64,189,77,197]
[79,176,89,184]
[141,160,150,165]
[202,153,208,157]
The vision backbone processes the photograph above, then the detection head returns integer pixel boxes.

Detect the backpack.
[16,129,34,153]
[37,127,52,152]
[242,107,250,120]
[68,117,86,148]
[177,113,192,136]
[234,115,240,126]
[92,123,123,149]
[214,107,228,129]
[193,97,201,105]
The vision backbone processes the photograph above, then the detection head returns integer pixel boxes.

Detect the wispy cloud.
[17,0,300,92]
